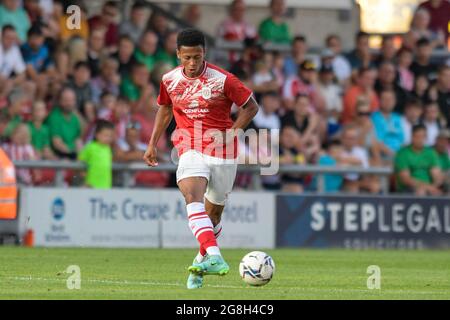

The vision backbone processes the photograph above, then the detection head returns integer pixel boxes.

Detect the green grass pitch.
[0,247,449,299]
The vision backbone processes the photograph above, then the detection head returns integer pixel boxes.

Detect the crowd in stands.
[0,0,449,195]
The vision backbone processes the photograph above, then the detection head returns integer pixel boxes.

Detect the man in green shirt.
[258,0,291,44]
[133,30,158,72]
[28,101,53,159]
[120,62,153,112]
[155,31,178,69]
[434,129,450,192]
[45,87,82,160]
[394,124,444,195]
[434,129,450,171]
[78,120,114,189]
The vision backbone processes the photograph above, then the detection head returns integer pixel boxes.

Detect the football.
[239,251,275,286]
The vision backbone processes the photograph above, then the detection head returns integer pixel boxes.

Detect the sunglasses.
[358,112,371,116]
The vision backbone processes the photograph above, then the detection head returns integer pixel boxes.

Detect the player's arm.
[231,96,259,131]
[143,105,173,166]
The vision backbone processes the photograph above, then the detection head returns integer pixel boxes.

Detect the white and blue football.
[239,251,275,286]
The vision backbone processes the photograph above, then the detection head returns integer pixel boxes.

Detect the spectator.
[21,25,54,100]
[395,124,443,195]
[111,35,136,78]
[412,73,432,103]
[0,0,31,43]
[0,25,27,101]
[120,62,154,113]
[147,11,170,49]
[283,35,310,77]
[408,7,446,48]
[434,129,450,173]
[325,34,351,84]
[282,60,326,112]
[2,123,36,185]
[316,140,344,192]
[371,89,404,154]
[339,124,370,193]
[90,57,120,105]
[410,37,437,80]
[317,63,342,136]
[217,0,256,41]
[183,4,202,28]
[2,87,30,138]
[66,61,94,122]
[374,35,398,67]
[345,31,374,71]
[251,57,279,98]
[88,1,119,50]
[281,94,321,161]
[375,61,410,114]
[229,37,263,80]
[423,101,444,146]
[134,30,158,73]
[342,67,378,124]
[97,91,116,120]
[279,125,306,193]
[397,47,415,91]
[78,120,114,189]
[418,0,450,42]
[119,1,148,45]
[258,0,291,44]
[352,97,387,166]
[114,120,169,188]
[401,98,424,145]
[87,28,108,77]
[155,30,178,69]
[430,65,450,128]
[45,87,83,160]
[252,91,281,130]
[27,100,54,160]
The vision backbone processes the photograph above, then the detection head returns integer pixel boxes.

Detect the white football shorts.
[176,150,238,206]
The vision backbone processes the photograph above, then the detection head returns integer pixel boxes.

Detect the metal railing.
[12,160,394,193]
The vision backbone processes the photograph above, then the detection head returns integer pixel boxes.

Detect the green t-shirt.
[134,48,157,72]
[120,76,141,102]
[155,49,178,69]
[28,122,50,152]
[394,145,440,191]
[78,141,112,189]
[3,115,23,138]
[437,151,450,171]
[45,107,81,152]
[258,17,291,44]
[0,5,31,43]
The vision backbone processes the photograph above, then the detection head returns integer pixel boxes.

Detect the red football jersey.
[157,61,253,159]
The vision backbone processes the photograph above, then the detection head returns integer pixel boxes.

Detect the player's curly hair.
[177,28,205,49]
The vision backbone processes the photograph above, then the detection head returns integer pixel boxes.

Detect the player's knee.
[184,193,203,204]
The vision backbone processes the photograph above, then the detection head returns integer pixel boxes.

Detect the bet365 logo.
[66,5,81,30]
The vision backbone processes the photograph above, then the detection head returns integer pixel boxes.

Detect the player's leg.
[176,150,218,287]
[193,161,237,275]
[197,199,224,259]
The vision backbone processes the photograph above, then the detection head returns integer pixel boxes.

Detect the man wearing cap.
[282,59,325,112]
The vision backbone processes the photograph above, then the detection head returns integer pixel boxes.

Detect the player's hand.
[207,129,236,145]
[143,145,159,167]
